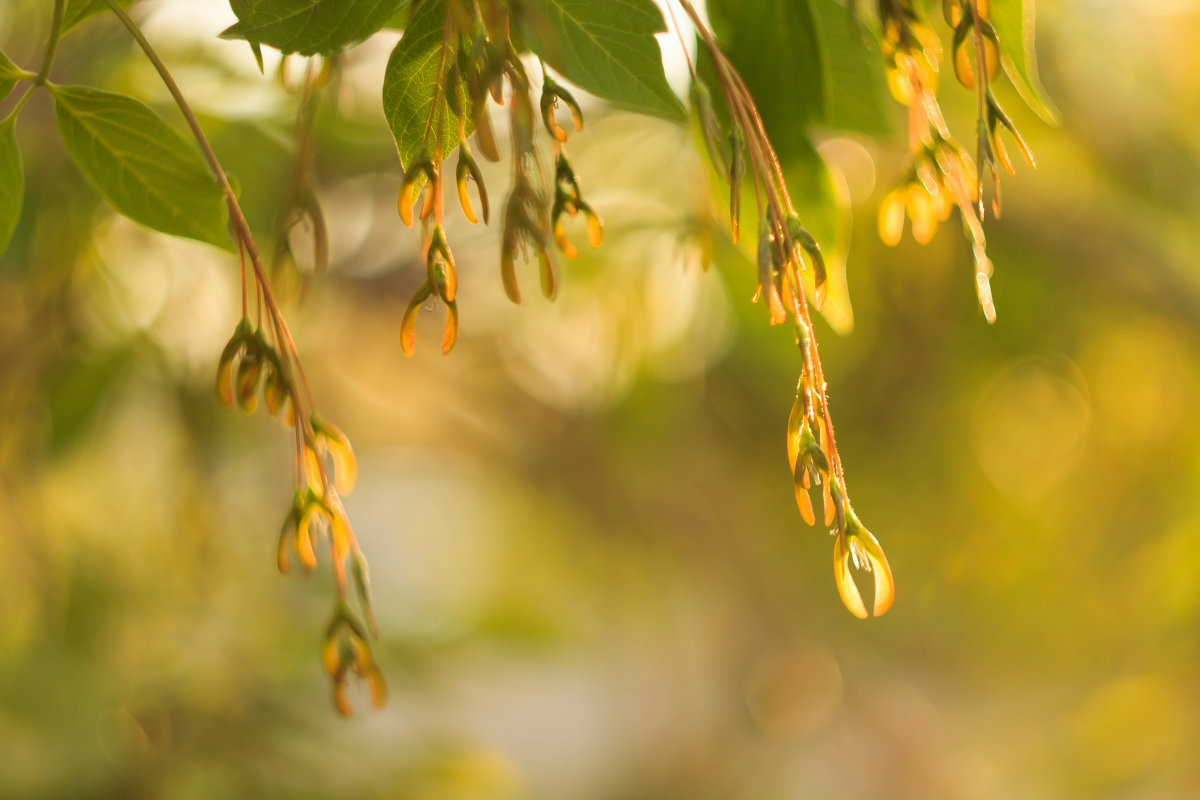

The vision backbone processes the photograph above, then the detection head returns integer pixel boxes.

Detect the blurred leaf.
[51,86,229,248]
[46,344,134,455]
[383,0,473,169]
[221,0,409,56]
[0,48,24,101]
[385,1,415,28]
[61,0,135,33]
[0,119,23,256]
[706,0,824,150]
[811,0,893,135]
[513,0,686,121]
[991,0,1058,123]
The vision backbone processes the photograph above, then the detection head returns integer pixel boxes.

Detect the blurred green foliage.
[3,0,1200,798]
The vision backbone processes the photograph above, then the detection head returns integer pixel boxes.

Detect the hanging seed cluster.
[396,3,603,355]
[216,215,385,715]
[672,0,896,617]
[875,0,1036,324]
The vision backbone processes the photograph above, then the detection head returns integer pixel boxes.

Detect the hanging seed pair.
[396,15,604,353]
[216,319,291,420]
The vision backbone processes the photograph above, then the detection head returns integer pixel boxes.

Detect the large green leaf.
[705,0,824,157]
[991,0,1058,123]
[811,0,893,135]
[0,49,26,102]
[221,0,409,56]
[0,119,23,257]
[51,86,229,248]
[382,0,472,170]
[513,0,685,121]
[61,0,136,33]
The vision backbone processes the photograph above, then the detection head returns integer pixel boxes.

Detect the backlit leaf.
[61,0,136,33]
[382,0,473,170]
[51,86,229,248]
[513,0,685,121]
[0,48,25,102]
[706,0,824,146]
[991,0,1058,123]
[222,0,409,56]
[811,0,893,135]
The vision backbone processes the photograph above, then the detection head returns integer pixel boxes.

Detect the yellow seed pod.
[397,183,417,227]
[332,678,353,717]
[215,333,243,408]
[368,667,388,709]
[795,467,816,526]
[878,187,907,246]
[907,185,938,244]
[235,353,262,413]
[538,251,556,301]
[786,394,806,473]
[583,206,603,249]
[400,282,433,357]
[552,216,577,259]
[500,244,522,304]
[329,510,351,562]
[442,300,459,355]
[295,504,320,571]
[321,636,341,677]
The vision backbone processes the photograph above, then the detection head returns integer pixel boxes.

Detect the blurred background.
[3,0,1200,797]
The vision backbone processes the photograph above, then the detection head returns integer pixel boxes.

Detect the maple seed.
[833,508,895,619]
[456,149,490,225]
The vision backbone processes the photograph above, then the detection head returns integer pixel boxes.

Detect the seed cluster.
[876,0,1036,323]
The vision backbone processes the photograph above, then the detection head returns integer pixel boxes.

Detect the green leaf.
[705,0,824,156]
[46,343,136,455]
[991,0,1058,123]
[221,0,410,57]
[512,0,686,121]
[0,49,26,102]
[0,119,24,257]
[382,0,472,170]
[62,0,135,33]
[810,0,893,135]
[51,86,229,248]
